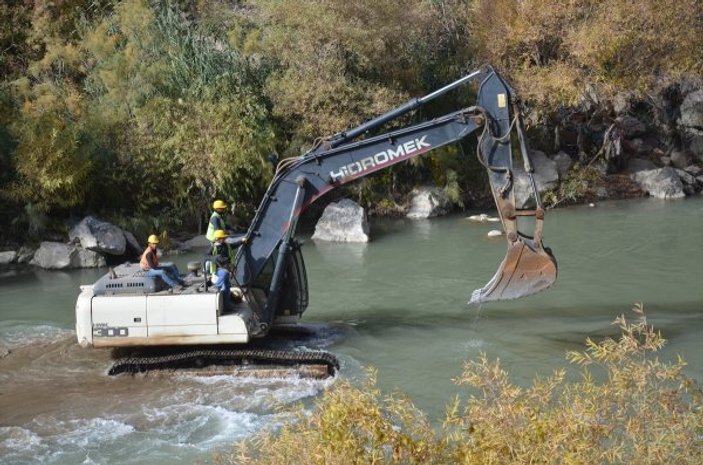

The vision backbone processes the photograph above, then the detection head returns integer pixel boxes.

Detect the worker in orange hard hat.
[206,199,232,243]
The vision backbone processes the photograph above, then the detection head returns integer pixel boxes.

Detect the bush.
[543,164,603,208]
[468,0,703,108]
[227,304,703,465]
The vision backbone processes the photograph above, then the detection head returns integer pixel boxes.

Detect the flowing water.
[1,197,702,464]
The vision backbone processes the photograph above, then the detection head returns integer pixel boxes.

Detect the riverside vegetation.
[223,304,703,464]
[1,0,702,244]
[2,3,702,462]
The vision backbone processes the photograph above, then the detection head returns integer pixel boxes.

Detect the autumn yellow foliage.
[468,0,703,107]
[226,304,703,465]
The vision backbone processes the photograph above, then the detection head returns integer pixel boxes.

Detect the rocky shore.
[2,80,702,267]
[1,161,699,270]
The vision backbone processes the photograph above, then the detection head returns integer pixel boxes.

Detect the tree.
[467,0,703,108]
[235,0,470,156]
[77,0,275,224]
[10,79,92,211]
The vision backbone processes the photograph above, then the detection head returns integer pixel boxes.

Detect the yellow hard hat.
[213,229,228,240]
[213,200,227,210]
[147,234,160,244]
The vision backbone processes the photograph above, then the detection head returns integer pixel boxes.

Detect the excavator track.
[108,348,339,379]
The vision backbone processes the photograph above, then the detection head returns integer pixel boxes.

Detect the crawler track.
[108,348,339,379]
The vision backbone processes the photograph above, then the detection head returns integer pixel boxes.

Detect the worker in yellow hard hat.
[212,229,236,263]
[205,229,247,274]
[140,234,185,291]
[206,199,232,243]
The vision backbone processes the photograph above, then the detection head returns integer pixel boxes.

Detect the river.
[1,196,702,464]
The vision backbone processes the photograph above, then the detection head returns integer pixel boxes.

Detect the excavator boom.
[235,66,557,322]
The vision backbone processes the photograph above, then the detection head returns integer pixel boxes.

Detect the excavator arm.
[234,66,557,329]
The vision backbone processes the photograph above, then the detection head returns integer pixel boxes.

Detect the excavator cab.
[246,240,309,329]
[268,241,308,321]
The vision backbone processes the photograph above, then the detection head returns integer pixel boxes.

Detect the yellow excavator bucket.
[470,232,557,304]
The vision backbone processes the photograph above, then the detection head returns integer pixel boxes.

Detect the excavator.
[75,66,557,378]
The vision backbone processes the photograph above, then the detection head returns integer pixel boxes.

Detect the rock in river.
[312,198,370,243]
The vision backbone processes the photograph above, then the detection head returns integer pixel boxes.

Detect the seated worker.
[211,255,234,312]
[140,234,185,290]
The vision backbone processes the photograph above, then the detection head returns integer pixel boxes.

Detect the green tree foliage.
[101,0,272,217]
[129,85,274,220]
[10,79,92,211]
[0,83,22,240]
[227,0,482,210]
[3,0,275,234]
[5,0,109,215]
[230,305,703,464]
[235,0,470,154]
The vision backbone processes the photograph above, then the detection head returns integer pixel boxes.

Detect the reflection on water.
[1,196,702,464]
[407,216,433,240]
[312,239,368,266]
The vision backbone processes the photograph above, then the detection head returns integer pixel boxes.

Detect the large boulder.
[123,230,142,256]
[30,242,78,269]
[184,235,211,248]
[679,89,703,135]
[514,150,559,208]
[626,158,657,173]
[552,151,574,178]
[670,150,691,169]
[679,89,703,162]
[674,168,699,195]
[312,199,370,242]
[29,241,106,269]
[69,216,126,256]
[74,248,107,268]
[690,135,703,163]
[406,186,450,219]
[631,167,686,199]
[0,251,17,265]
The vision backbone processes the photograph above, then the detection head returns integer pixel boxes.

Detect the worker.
[140,234,185,290]
[211,255,234,312]
[211,229,236,270]
[206,199,231,243]
[206,229,247,274]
